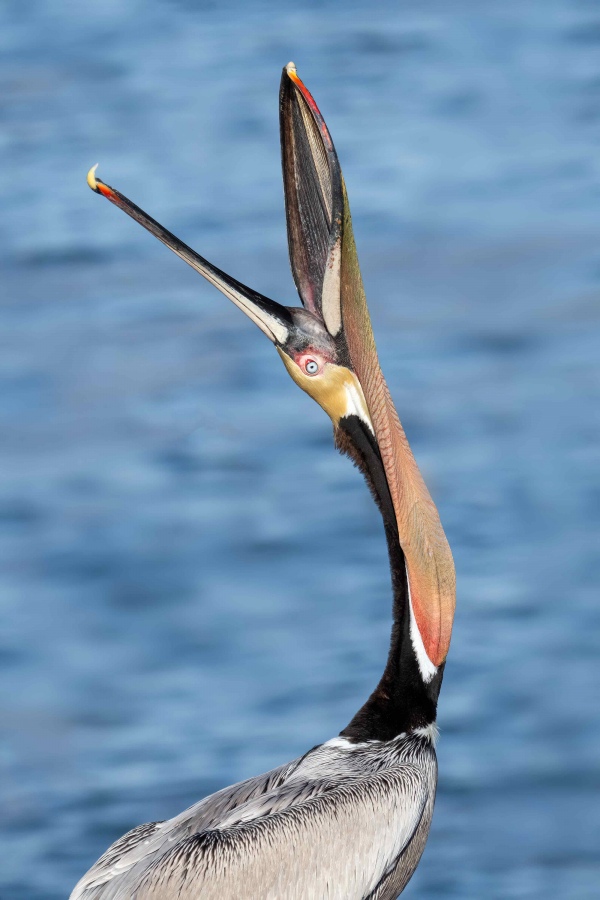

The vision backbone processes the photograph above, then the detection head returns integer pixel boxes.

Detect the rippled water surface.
[2,2,599,897]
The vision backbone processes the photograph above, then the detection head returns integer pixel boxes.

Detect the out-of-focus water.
[1,1,599,897]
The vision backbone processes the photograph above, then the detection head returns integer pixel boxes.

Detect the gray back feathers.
[71,732,436,900]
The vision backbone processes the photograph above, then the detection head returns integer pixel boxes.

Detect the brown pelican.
[72,63,456,900]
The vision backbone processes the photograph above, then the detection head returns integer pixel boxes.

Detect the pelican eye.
[304,359,319,375]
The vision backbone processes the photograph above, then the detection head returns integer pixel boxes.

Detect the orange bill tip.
[284,63,332,150]
[86,164,116,200]
[97,182,115,199]
[285,61,307,93]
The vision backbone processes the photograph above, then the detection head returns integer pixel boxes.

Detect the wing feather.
[71,739,436,900]
[131,765,427,900]
[70,759,301,899]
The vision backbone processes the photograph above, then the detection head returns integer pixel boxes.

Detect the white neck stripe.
[342,379,375,435]
[406,564,438,684]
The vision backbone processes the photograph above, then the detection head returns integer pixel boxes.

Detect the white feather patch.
[323,736,375,751]
[413,722,439,745]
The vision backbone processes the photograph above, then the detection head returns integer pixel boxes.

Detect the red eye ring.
[304,358,319,376]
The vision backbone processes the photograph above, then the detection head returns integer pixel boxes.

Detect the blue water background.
[1,1,599,897]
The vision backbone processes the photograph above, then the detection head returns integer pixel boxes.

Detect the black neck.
[335,414,444,743]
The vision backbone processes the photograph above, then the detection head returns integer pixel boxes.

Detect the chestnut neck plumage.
[334,413,444,744]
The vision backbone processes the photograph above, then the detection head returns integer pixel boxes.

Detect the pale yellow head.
[276,348,373,432]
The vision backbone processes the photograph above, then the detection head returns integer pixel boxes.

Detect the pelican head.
[87,63,455,723]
